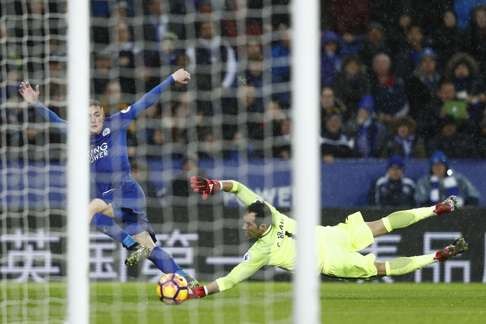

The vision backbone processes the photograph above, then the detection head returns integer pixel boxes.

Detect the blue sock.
[148,246,182,273]
[91,213,138,249]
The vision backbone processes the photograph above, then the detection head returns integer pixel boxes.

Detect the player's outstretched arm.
[18,81,65,124]
[189,250,266,299]
[190,176,261,206]
[125,68,190,120]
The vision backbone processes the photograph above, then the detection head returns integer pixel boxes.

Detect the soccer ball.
[156,273,189,305]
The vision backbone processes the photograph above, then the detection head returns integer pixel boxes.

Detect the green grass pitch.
[3,282,486,323]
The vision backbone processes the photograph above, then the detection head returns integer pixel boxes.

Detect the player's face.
[89,105,105,135]
[242,212,267,239]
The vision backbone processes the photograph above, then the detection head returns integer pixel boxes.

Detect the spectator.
[144,30,173,68]
[272,116,291,160]
[383,116,425,158]
[445,52,485,104]
[271,24,290,84]
[245,58,264,89]
[143,0,169,43]
[246,37,264,61]
[360,22,388,69]
[320,87,347,122]
[433,10,465,65]
[427,116,477,158]
[370,155,416,207]
[92,53,112,96]
[339,32,362,57]
[464,5,486,73]
[370,53,409,126]
[186,20,237,90]
[106,21,141,94]
[321,30,342,87]
[417,79,459,145]
[345,95,386,158]
[333,55,370,113]
[387,12,413,55]
[415,150,480,206]
[320,113,356,163]
[394,25,427,78]
[244,38,264,88]
[271,23,291,105]
[405,48,442,120]
[454,0,486,29]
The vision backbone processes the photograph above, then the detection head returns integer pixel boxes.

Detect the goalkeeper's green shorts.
[319,211,377,278]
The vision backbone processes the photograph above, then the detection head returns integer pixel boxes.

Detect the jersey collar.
[259,224,272,239]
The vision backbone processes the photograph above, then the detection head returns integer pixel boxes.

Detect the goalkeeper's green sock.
[382,207,435,233]
[385,254,436,276]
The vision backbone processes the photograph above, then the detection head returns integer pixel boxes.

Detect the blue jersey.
[35,75,175,207]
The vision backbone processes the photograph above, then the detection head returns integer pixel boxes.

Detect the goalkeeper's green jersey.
[216,181,325,292]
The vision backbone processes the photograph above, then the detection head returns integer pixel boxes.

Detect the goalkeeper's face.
[89,105,105,135]
[242,212,269,239]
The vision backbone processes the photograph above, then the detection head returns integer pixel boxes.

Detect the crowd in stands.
[1,1,485,206]
[370,151,480,208]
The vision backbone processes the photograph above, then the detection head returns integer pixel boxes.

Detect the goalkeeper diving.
[187,177,468,299]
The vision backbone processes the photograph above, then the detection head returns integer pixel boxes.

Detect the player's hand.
[18,81,40,104]
[190,176,221,200]
[172,68,191,84]
[188,286,207,299]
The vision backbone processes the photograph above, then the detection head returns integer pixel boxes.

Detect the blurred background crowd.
[1,0,486,207]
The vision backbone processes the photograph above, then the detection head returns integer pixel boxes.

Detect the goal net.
[1,0,300,323]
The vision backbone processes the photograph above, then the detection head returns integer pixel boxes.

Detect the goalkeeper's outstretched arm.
[190,247,266,299]
[190,176,263,206]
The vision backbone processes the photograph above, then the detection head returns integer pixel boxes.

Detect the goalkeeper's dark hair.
[247,201,272,226]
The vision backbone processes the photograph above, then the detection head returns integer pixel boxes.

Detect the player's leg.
[88,198,113,221]
[366,196,458,237]
[89,199,139,249]
[122,213,199,287]
[91,213,139,249]
[374,237,468,276]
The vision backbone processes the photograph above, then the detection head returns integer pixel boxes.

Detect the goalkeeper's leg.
[374,237,468,276]
[367,196,458,237]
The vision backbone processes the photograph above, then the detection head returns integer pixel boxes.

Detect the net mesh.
[1,1,292,323]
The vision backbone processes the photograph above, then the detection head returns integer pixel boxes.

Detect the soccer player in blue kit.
[19,68,198,286]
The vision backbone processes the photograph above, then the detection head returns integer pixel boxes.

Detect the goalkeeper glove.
[189,285,208,299]
[190,176,222,200]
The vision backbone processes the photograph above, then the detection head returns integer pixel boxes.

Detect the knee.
[89,199,108,215]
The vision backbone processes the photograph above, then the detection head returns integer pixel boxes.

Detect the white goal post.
[66,0,90,323]
[292,0,320,324]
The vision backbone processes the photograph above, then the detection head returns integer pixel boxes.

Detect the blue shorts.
[99,179,154,236]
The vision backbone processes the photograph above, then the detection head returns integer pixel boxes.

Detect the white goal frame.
[292,0,321,324]
[67,0,90,323]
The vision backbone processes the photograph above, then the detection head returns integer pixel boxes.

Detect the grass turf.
[2,282,486,323]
